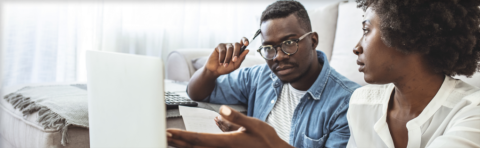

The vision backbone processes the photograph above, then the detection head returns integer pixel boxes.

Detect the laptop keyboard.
[165,91,198,109]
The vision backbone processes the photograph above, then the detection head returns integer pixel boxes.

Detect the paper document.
[179,106,223,133]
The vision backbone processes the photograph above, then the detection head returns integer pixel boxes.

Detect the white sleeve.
[427,105,480,147]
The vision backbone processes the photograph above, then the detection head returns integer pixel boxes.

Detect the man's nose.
[273,47,289,62]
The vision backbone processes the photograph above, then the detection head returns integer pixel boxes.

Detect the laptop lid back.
[86,50,166,147]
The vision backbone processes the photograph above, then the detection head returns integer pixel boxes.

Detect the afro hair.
[356,0,480,77]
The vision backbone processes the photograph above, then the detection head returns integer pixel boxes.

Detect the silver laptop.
[86,50,166,147]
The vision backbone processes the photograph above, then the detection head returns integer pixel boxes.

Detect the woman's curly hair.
[356,0,480,77]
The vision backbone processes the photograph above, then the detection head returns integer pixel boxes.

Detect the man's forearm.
[187,67,219,101]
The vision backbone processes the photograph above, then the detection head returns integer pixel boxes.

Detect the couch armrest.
[166,49,212,82]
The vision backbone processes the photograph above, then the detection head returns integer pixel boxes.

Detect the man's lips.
[275,65,295,75]
[357,60,365,72]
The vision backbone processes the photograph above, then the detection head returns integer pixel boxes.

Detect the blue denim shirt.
[201,51,360,148]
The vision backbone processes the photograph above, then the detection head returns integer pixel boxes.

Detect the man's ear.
[311,32,319,50]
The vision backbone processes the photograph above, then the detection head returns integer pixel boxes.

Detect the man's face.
[260,14,317,83]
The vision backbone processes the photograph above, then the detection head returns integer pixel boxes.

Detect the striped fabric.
[266,83,307,142]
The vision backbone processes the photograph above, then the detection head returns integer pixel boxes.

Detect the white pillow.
[330,2,367,86]
[308,2,340,61]
[454,72,480,88]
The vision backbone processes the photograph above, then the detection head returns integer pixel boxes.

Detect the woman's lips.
[358,65,365,72]
[357,60,365,72]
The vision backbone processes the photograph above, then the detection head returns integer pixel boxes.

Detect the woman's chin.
[363,74,389,85]
[364,76,375,84]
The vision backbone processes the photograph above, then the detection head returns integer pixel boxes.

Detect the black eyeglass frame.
[256,31,315,60]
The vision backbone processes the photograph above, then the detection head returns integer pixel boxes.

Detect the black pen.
[239,29,261,53]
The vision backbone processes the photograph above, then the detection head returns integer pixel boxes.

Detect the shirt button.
[271,100,275,104]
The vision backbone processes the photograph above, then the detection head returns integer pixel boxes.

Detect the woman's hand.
[167,106,293,148]
[214,115,242,132]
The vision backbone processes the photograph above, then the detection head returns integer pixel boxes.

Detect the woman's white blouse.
[347,76,480,148]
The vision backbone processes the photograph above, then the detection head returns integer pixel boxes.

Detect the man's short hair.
[260,0,312,32]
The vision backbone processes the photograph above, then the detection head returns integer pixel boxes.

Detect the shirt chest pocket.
[303,133,328,148]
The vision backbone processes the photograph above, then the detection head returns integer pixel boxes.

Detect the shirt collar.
[374,76,456,148]
[269,50,331,100]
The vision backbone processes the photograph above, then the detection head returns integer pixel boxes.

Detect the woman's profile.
[348,0,480,147]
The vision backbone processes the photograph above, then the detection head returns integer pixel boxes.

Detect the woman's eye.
[363,28,369,35]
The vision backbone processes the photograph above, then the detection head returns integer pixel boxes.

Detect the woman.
[348,0,480,147]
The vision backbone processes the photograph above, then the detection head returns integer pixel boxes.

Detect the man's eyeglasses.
[257,32,315,60]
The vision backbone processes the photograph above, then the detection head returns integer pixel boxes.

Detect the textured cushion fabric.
[0,99,89,148]
[0,132,17,148]
[0,83,89,148]
[308,1,340,61]
[4,85,90,146]
[330,2,367,86]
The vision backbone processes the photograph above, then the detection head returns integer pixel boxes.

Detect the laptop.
[86,50,166,147]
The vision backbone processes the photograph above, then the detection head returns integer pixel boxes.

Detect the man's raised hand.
[204,37,250,76]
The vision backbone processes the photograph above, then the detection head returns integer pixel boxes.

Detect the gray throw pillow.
[191,57,208,71]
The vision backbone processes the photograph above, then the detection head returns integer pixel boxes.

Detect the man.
[168,1,360,147]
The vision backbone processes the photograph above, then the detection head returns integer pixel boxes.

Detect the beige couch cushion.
[309,1,340,61]
[330,2,367,85]
[454,73,480,88]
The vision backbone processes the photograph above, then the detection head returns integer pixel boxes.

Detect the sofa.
[166,1,480,88]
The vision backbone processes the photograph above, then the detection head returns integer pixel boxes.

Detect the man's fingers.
[167,129,235,147]
[218,105,261,134]
[232,42,241,62]
[237,50,249,64]
[216,44,226,65]
[233,49,249,69]
[223,43,234,67]
[240,37,249,46]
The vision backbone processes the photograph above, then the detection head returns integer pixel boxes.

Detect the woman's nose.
[353,38,363,55]
[353,47,360,55]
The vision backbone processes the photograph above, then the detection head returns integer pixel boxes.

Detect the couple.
[168,0,480,148]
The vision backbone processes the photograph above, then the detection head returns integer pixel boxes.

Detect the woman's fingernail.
[224,63,228,67]
[233,56,237,62]
[221,106,231,116]
[167,132,172,137]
